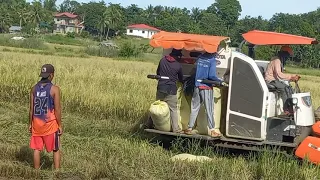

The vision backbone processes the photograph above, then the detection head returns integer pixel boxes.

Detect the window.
[142,31,145,33]
[129,29,133,33]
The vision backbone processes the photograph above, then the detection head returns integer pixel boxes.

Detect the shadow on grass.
[15,146,53,170]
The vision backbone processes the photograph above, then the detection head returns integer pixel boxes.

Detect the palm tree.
[104,3,123,39]
[14,2,30,28]
[0,6,12,33]
[191,7,202,23]
[153,5,163,15]
[98,7,109,41]
[30,1,43,31]
[182,8,190,16]
[43,0,57,12]
[144,4,154,18]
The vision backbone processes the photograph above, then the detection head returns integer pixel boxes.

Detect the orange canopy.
[150,31,229,53]
[242,30,318,45]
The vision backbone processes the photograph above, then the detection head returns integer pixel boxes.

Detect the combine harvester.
[144,30,320,164]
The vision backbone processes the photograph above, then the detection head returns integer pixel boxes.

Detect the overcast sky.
[52,0,320,20]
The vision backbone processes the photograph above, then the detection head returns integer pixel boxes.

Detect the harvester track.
[144,129,297,157]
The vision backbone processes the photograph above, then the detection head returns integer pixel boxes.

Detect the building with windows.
[53,12,84,34]
[126,24,161,39]
[9,26,22,34]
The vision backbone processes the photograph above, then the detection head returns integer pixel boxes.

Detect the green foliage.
[119,42,144,58]
[43,0,57,12]
[0,35,47,50]
[66,32,76,38]
[200,12,227,36]
[59,0,80,12]
[19,38,46,49]
[83,39,149,58]
[43,34,91,46]
[118,41,143,58]
[211,0,242,26]
[84,45,119,58]
[139,44,150,53]
[74,1,107,33]
[80,31,90,38]
[254,46,277,60]
[269,13,316,37]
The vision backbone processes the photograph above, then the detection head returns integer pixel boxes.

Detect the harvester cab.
[144,30,320,163]
[234,30,319,143]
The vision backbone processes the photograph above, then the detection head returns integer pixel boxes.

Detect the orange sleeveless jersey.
[32,82,59,136]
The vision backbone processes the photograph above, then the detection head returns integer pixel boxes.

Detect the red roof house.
[54,12,78,19]
[126,24,161,39]
[53,12,84,34]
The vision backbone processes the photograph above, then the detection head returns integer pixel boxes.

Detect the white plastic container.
[292,92,315,126]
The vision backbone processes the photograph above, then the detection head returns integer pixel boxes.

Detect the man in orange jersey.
[29,64,62,169]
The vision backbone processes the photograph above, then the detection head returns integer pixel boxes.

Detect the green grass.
[0,45,89,59]
[286,66,320,77]
[0,34,162,61]
[1,101,319,179]
[42,34,97,47]
[0,34,48,50]
[113,35,163,54]
[1,50,320,179]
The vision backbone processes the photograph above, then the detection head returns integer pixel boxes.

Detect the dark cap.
[39,64,55,78]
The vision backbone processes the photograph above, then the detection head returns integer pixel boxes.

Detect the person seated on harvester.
[184,52,222,137]
[278,45,293,72]
[264,55,300,115]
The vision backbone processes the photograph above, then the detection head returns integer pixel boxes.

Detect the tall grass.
[0,34,159,61]
[0,35,48,50]
[43,34,96,46]
[1,51,320,179]
[84,45,119,58]
[286,66,320,77]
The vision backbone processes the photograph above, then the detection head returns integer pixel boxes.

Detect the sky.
[55,0,320,20]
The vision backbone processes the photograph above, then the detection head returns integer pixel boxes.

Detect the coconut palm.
[0,5,12,32]
[191,7,203,23]
[14,1,30,28]
[104,3,124,38]
[30,1,43,31]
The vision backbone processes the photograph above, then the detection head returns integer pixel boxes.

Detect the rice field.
[1,50,320,179]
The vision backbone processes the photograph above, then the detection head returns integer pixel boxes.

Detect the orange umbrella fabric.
[242,30,318,45]
[150,31,229,53]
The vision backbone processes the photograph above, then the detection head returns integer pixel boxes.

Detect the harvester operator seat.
[258,65,277,92]
[266,83,277,92]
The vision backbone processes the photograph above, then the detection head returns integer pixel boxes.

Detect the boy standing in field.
[29,64,62,169]
[185,52,222,137]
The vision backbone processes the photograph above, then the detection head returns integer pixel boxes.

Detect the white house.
[126,24,161,39]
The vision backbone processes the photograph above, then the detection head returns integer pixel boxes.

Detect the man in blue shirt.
[185,52,222,137]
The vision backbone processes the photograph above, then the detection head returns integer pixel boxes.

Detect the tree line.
[1,0,320,68]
